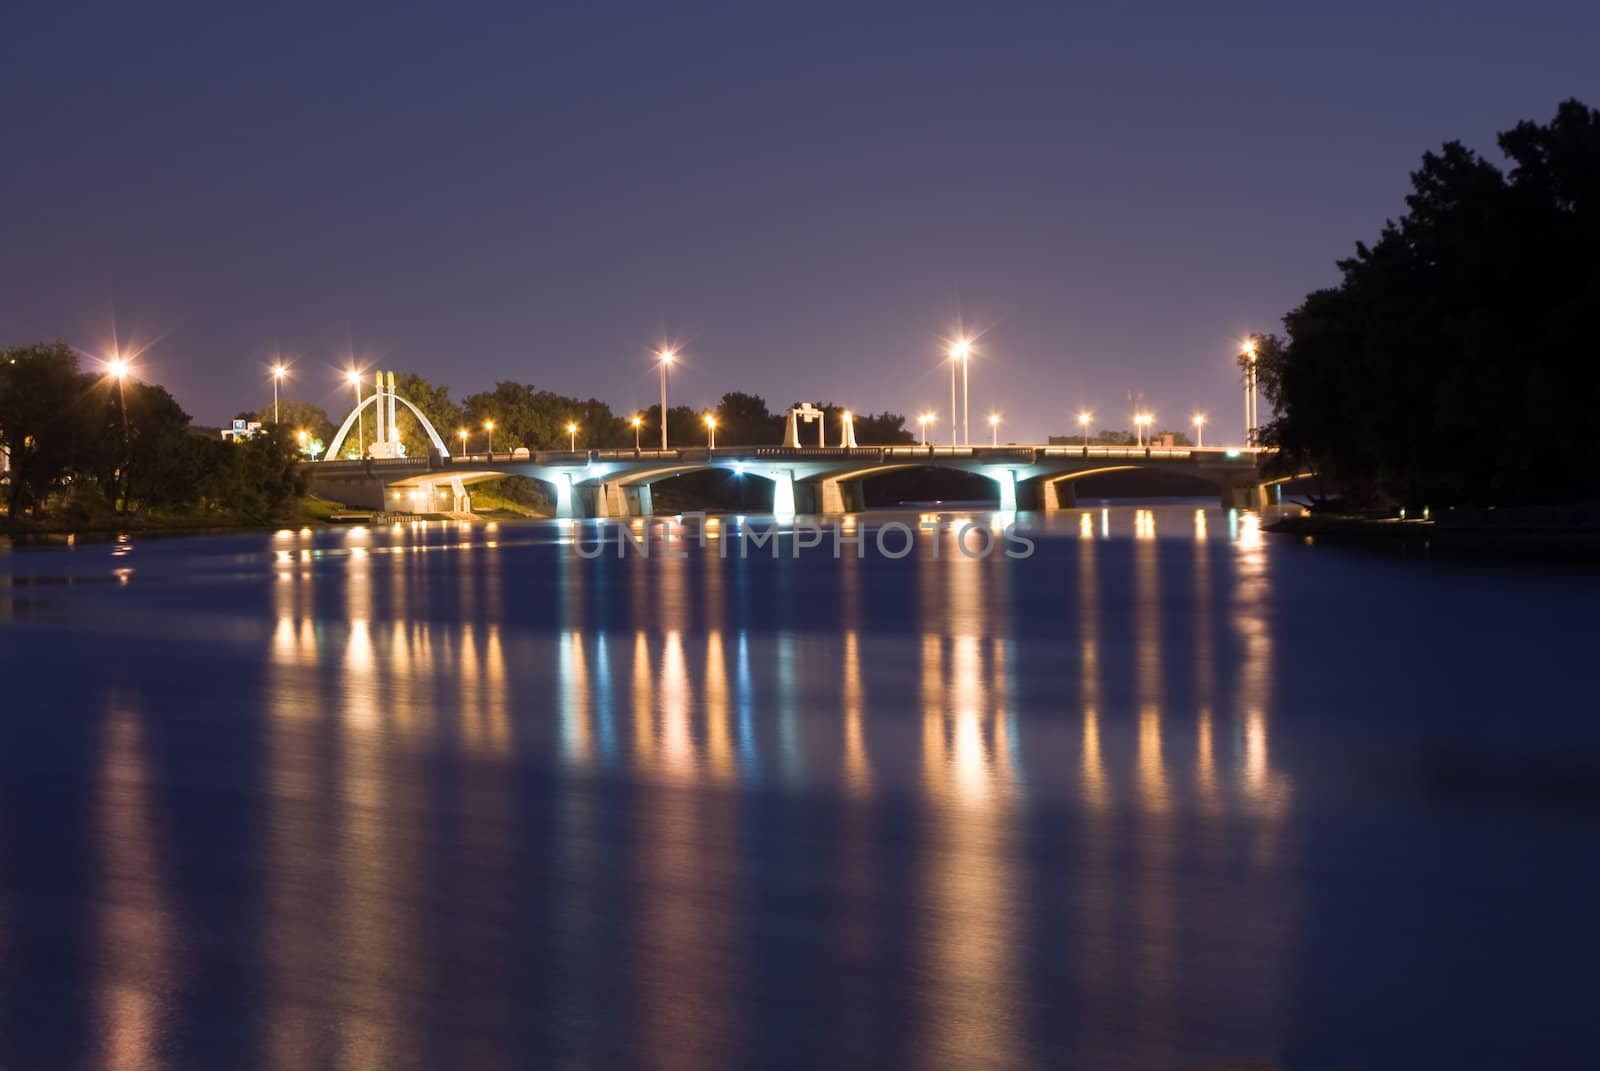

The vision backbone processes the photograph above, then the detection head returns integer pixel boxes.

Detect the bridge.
[305,376,1277,517]
[308,444,1276,517]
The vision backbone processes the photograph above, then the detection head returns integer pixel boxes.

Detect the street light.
[483,419,495,455]
[566,421,578,451]
[949,339,970,447]
[658,349,675,450]
[104,356,131,509]
[631,414,643,451]
[1192,413,1206,449]
[271,363,288,424]
[988,413,1001,447]
[458,427,468,456]
[1241,339,1258,447]
[917,412,930,446]
[344,369,365,456]
[1135,412,1153,448]
[704,413,717,450]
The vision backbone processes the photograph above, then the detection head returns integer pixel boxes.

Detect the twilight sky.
[4,1,1597,440]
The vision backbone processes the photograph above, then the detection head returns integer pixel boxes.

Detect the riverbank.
[0,495,350,542]
[1266,507,1600,558]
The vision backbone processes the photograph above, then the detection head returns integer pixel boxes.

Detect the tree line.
[1,341,305,525]
[255,379,916,459]
[1258,98,1600,507]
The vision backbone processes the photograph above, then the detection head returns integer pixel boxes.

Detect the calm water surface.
[2,503,1598,1070]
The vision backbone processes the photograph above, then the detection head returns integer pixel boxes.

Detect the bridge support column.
[1017,476,1076,511]
[630,483,654,517]
[771,471,797,518]
[1221,481,1268,511]
[812,477,863,515]
[992,469,1018,512]
[597,482,630,517]
[555,473,577,519]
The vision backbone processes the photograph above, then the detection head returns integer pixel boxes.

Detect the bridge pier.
[1018,476,1076,511]
[993,469,1018,512]
[554,473,577,519]
[1220,481,1269,511]
[630,483,654,517]
[772,471,799,517]
[808,476,866,514]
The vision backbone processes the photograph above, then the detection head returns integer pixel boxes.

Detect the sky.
[3,1,1597,441]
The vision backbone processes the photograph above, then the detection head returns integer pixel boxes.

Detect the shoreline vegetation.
[1265,507,1600,558]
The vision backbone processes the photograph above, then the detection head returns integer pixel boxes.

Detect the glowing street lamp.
[104,355,132,507]
[704,412,717,450]
[458,427,469,456]
[917,412,931,446]
[949,339,971,447]
[483,419,495,455]
[631,414,643,451]
[658,349,675,450]
[988,412,1001,447]
[566,421,578,451]
[1134,412,1153,448]
[1192,412,1207,448]
[270,363,288,424]
[344,369,365,455]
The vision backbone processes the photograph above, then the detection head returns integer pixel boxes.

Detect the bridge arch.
[323,391,452,461]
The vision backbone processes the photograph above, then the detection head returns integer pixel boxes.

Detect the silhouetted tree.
[1269,99,1600,505]
[0,342,97,519]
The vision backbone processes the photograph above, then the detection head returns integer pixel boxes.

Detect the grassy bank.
[1,495,350,538]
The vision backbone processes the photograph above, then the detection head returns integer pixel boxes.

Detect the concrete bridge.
[307,443,1276,518]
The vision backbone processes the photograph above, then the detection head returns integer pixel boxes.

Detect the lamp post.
[345,369,364,456]
[949,339,972,447]
[948,340,969,447]
[484,419,495,456]
[658,349,675,450]
[1078,410,1092,454]
[989,413,1000,447]
[917,413,930,446]
[271,364,287,424]
[566,421,578,451]
[1193,413,1206,448]
[1241,339,1257,447]
[106,357,131,509]
[704,413,717,450]
[458,427,468,457]
[631,414,643,451]
[1135,412,1153,448]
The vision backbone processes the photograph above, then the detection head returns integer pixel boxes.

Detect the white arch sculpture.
[323,390,452,461]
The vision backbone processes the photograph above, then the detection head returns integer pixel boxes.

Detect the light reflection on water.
[5,503,1600,1067]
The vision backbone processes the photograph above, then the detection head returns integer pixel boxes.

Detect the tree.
[201,424,309,523]
[0,341,97,520]
[713,392,784,446]
[637,403,706,449]
[800,403,915,446]
[115,381,196,509]
[390,372,461,458]
[1268,98,1600,505]
[253,398,336,452]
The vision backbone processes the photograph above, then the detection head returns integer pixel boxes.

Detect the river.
[1,501,1597,1069]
